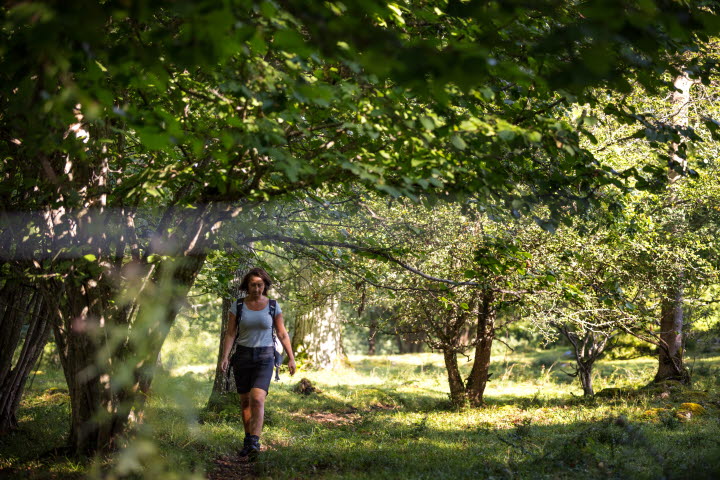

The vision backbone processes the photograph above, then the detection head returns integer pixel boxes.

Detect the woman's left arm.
[273,313,296,375]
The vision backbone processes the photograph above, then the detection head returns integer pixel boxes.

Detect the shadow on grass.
[0,395,84,479]
[256,413,720,480]
[6,354,720,479]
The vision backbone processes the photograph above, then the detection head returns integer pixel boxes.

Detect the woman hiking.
[221,267,296,459]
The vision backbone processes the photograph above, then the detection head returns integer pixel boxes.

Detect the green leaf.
[420,116,435,131]
[497,129,515,141]
[451,135,466,150]
[136,127,170,151]
[526,131,542,143]
[273,29,312,57]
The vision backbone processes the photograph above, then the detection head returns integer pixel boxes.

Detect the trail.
[207,451,258,480]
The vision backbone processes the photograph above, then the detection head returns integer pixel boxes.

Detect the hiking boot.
[247,441,260,461]
[238,443,253,457]
[239,435,260,460]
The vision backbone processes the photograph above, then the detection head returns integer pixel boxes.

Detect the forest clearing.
[3,344,720,479]
[3,1,720,479]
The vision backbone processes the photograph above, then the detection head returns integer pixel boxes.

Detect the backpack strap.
[269,299,278,349]
[269,299,282,381]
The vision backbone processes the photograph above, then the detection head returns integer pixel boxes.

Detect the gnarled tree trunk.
[49,254,206,455]
[578,363,594,397]
[465,289,496,407]
[0,283,53,433]
[442,349,466,406]
[556,326,614,396]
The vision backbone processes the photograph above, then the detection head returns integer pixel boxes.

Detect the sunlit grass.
[251,350,720,479]
[2,348,719,479]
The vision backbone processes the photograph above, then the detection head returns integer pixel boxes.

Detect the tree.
[654,70,697,383]
[281,195,550,406]
[2,0,719,453]
[556,326,614,397]
[577,59,720,384]
[529,218,638,396]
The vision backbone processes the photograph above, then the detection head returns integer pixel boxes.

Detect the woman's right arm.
[221,312,238,372]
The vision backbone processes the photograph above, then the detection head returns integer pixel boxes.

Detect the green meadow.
[3,347,719,479]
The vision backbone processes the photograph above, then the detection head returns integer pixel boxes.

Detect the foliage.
[161,295,222,370]
[3,0,720,458]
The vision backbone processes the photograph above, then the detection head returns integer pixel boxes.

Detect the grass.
[1,347,719,479]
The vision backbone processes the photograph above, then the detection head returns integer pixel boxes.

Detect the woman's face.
[247,275,265,297]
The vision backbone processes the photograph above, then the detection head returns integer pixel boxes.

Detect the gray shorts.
[231,345,274,394]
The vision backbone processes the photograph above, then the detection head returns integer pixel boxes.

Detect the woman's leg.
[247,387,267,436]
[240,393,252,435]
[235,348,273,458]
[237,388,267,458]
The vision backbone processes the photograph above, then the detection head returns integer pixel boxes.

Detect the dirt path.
[206,409,360,479]
[207,452,258,480]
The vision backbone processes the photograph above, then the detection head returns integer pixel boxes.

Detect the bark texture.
[49,253,206,455]
[654,292,690,383]
[207,297,241,410]
[295,297,345,369]
[465,289,496,406]
[443,349,466,406]
[654,71,693,384]
[434,289,496,407]
[0,283,52,433]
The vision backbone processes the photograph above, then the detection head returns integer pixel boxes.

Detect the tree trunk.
[302,297,344,369]
[51,254,206,455]
[0,283,27,385]
[556,326,613,396]
[47,281,102,454]
[368,319,377,355]
[207,298,238,409]
[291,308,312,355]
[0,284,52,434]
[442,349,466,406]
[655,71,693,384]
[578,362,594,396]
[397,335,424,354]
[654,292,689,383]
[395,335,404,353]
[465,289,495,407]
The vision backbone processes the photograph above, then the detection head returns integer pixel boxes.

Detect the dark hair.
[239,267,272,295]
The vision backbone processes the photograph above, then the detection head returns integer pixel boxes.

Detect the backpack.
[233,298,284,381]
